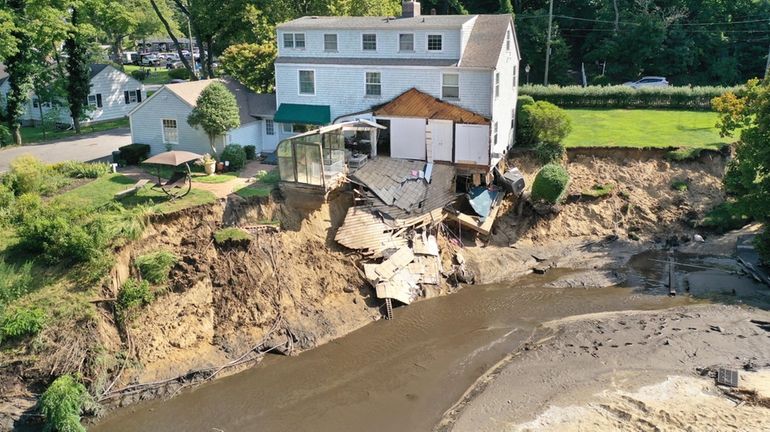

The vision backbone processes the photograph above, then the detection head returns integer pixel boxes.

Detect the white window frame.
[398,33,414,52]
[494,72,500,98]
[128,89,139,103]
[324,33,338,52]
[493,121,498,146]
[161,118,178,144]
[512,64,517,88]
[365,71,381,97]
[265,119,275,135]
[441,73,459,99]
[427,34,443,52]
[506,30,511,51]
[283,33,305,49]
[283,33,294,48]
[298,69,315,96]
[362,33,377,51]
[87,94,98,107]
[282,123,294,133]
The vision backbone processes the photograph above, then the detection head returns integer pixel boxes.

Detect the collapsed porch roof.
[372,88,490,125]
[274,103,331,125]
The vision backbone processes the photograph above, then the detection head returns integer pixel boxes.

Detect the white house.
[0,64,145,126]
[128,79,279,156]
[274,0,520,175]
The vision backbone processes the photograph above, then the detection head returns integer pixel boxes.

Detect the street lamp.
[525,64,530,85]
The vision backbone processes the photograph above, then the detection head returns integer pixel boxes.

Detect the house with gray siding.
[0,64,145,126]
[274,0,520,175]
[128,78,277,156]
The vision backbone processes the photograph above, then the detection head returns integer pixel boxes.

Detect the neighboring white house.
[0,64,145,126]
[274,0,520,174]
[128,79,278,156]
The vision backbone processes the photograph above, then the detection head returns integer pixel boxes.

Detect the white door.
[389,118,426,160]
[429,119,453,162]
[455,124,490,166]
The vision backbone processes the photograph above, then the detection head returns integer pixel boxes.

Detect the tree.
[148,0,198,79]
[187,82,240,155]
[90,0,138,68]
[220,43,276,93]
[64,7,92,135]
[712,77,770,263]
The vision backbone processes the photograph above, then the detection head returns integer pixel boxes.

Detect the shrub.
[116,278,154,323]
[244,145,257,160]
[700,202,751,233]
[11,193,42,224]
[130,69,149,81]
[118,143,151,165]
[39,374,89,432]
[214,227,250,244]
[135,251,177,284]
[0,307,46,344]
[6,155,47,195]
[534,141,565,164]
[0,183,14,208]
[221,144,247,170]
[590,75,611,86]
[516,96,536,147]
[531,163,570,204]
[519,84,742,110]
[525,101,572,145]
[755,229,770,266]
[53,161,111,179]
[168,67,191,80]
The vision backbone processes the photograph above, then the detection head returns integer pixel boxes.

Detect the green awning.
[273,103,331,125]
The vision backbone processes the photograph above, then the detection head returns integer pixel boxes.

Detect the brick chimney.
[401,0,421,18]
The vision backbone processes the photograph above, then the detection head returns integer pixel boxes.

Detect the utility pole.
[544,0,554,86]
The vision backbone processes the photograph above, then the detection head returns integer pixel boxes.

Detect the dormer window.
[283,33,305,49]
[362,34,377,51]
[427,34,442,51]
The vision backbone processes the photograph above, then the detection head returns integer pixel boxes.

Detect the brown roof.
[373,88,489,125]
[460,15,514,69]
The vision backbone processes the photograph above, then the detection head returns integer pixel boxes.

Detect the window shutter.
[137,91,142,102]
[96,94,103,108]
[124,91,129,104]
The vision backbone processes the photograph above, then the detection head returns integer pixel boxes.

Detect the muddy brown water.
[91,251,765,432]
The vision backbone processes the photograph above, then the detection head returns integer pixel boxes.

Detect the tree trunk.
[148,0,197,80]
[38,102,45,140]
[73,116,81,134]
[613,0,619,33]
[12,124,21,146]
[209,135,217,156]
[192,22,208,79]
[113,36,124,70]
[205,39,214,78]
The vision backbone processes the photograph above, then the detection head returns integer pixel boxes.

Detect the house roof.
[373,88,489,125]
[459,15,514,69]
[159,78,275,125]
[90,64,110,79]
[277,15,474,30]
[275,57,458,67]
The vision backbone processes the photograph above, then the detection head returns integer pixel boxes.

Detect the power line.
[515,14,770,28]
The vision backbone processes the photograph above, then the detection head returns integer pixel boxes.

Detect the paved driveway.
[0,127,131,172]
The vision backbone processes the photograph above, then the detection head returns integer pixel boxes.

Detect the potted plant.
[199,153,216,175]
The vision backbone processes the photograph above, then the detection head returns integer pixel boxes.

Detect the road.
[0,127,131,172]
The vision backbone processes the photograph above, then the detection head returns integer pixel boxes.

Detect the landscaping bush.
[0,307,46,344]
[39,374,89,432]
[244,145,257,160]
[53,161,111,179]
[135,251,177,284]
[11,193,42,224]
[118,143,151,165]
[516,95,536,147]
[130,69,149,81]
[116,278,154,323]
[519,84,742,110]
[531,163,570,204]
[534,141,565,164]
[0,183,14,208]
[525,101,572,145]
[168,67,191,80]
[221,144,247,170]
[6,155,48,195]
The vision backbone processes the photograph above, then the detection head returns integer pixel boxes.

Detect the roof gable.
[459,15,514,69]
[373,88,489,124]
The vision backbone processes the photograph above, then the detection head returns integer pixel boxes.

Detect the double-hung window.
[265,119,275,135]
[124,90,140,104]
[441,73,459,99]
[298,70,315,95]
[362,34,377,51]
[494,72,500,98]
[493,122,498,146]
[283,33,305,49]
[324,34,338,52]
[365,72,381,96]
[427,34,443,51]
[162,119,178,144]
[399,33,414,51]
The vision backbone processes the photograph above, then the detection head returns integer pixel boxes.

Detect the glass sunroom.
[277,120,385,192]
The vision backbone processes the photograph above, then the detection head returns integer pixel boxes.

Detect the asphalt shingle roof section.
[277,15,474,30]
[459,15,513,69]
[163,78,274,125]
[275,57,458,67]
[89,64,109,79]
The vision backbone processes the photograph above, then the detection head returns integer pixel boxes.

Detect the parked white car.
[623,76,670,88]
[140,54,160,66]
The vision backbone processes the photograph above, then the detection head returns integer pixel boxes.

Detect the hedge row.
[519,85,741,110]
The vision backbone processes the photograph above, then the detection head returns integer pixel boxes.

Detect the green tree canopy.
[220,43,277,93]
[187,82,241,155]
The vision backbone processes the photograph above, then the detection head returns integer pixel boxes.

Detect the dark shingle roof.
[248,93,276,116]
[459,15,513,69]
[275,57,458,67]
[277,15,474,30]
[89,64,110,79]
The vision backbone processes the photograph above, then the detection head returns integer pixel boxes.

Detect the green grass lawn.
[235,169,279,199]
[563,109,732,150]
[124,65,171,85]
[18,118,129,145]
